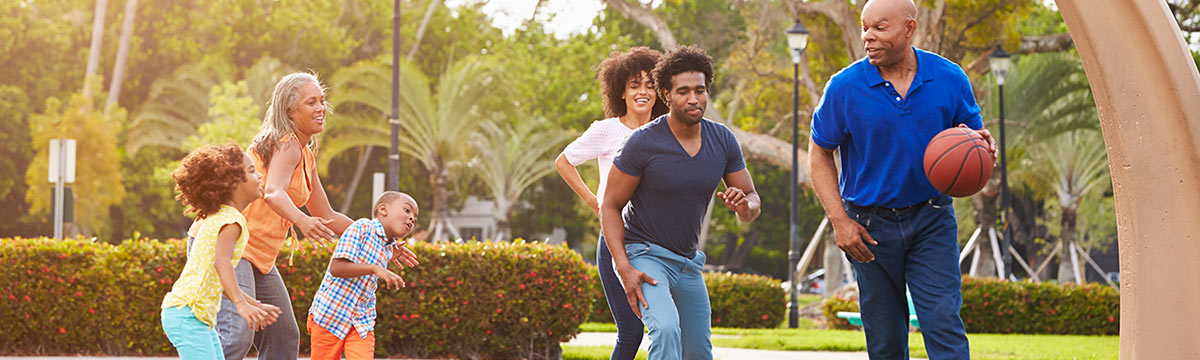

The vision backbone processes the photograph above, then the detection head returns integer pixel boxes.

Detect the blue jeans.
[625,242,711,360]
[216,259,300,360]
[597,236,645,359]
[844,195,970,360]
[162,305,226,360]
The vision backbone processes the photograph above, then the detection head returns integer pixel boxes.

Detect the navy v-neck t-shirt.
[613,116,746,258]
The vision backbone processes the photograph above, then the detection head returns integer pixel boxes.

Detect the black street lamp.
[989,46,1012,280]
[389,0,401,191]
[785,19,810,329]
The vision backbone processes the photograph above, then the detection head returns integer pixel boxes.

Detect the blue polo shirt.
[810,47,983,208]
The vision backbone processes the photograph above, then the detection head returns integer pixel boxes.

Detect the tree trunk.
[1057,208,1079,283]
[822,230,844,298]
[427,164,457,242]
[726,229,760,270]
[82,0,109,103]
[971,172,1002,277]
[105,0,136,111]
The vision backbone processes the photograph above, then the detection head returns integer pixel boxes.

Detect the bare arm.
[718,168,762,223]
[262,140,336,245]
[329,257,406,289]
[213,223,280,330]
[555,153,599,216]
[601,165,658,318]
[306,166,354,235]
[808,141,877,262]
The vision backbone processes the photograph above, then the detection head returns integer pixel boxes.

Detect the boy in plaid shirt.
[307,191,420,360]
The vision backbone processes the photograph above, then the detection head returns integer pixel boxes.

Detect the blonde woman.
[215,73,417,360]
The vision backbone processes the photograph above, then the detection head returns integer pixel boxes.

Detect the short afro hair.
[171,143,248,219]
[652,45,715,95]
[597,46,668,119]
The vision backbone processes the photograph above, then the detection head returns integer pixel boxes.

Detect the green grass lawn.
[572,318,1117,360]
[562,345,647,360]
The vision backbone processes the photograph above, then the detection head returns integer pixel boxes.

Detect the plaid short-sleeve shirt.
[308,219,393,339]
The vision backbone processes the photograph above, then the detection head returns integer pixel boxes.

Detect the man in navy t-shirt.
[602,45,762,360]
[809,0,997,359]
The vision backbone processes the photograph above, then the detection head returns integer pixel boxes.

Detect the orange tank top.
[241,134,315,274]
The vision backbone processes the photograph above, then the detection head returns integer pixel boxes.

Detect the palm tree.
[468,119,572,242]
[124,57,288,156]
[970,51,1099,278]
[324,56,501,242]
[1019,130,1110,283]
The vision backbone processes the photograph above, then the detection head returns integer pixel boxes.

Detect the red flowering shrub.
[819,276,1119,335]
[1,237,594,358]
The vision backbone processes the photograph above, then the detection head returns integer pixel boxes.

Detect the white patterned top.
[562,118,639,203]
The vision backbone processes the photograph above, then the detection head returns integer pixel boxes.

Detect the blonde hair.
[249,72,325,167]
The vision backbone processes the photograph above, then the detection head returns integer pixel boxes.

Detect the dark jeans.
[844,195,970,360]
[597,236,646,360]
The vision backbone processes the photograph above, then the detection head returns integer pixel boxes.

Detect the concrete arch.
[1054,0,1200,358]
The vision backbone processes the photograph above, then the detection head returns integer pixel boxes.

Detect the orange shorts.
[307,314,375,360]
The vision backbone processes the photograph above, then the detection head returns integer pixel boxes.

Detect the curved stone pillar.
[1054,0,1200,358]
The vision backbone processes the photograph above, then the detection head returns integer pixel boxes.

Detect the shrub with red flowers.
[1,237,595,358]
[586,267,786,329]
[819,276,1119,335]
[960,277,1118,335]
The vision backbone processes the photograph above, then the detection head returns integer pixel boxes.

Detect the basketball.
[923,127,994,197]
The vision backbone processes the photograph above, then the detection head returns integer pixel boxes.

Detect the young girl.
[554,46,667,360]
[161,144,283,359]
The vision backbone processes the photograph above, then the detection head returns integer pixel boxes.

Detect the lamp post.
[785,19,809,329]
[389,0,401,191]
[989,46,1012,280]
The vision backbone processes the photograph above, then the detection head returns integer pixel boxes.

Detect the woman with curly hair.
[554,46,667,360]
[161,144,282,360]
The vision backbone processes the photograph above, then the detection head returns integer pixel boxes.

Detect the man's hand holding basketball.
[832,215,877,263]
[957,124,997,160]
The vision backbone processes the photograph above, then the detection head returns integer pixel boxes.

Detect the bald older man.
[808,0,995,358]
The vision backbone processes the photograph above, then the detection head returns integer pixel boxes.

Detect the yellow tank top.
[240,134,315,274]
[161,205,249,327]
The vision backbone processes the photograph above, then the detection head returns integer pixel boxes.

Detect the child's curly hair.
[171,144,248,219]
[652,45,715,95]
[597,46,669,119]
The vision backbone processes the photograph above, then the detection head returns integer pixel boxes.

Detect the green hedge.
[820,277,1119,335]
[587,267,785,329]
[1,237,594,358]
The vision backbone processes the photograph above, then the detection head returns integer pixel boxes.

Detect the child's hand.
[236,301,273,331]
[257,302,282,325]
[374,266,406,289]
[390,241,420,269]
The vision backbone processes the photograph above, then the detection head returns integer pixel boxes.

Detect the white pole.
[959,227,982,264]
[989,228,1006,279]
[1070,242,1084,284]
[52,139,64,240]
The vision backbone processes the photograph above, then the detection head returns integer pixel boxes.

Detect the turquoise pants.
[625,242,711,360]
[161,305,226,360]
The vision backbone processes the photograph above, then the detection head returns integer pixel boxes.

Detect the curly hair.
[597,46,669,119]
[652,45,715,95]
[171,144,248,219]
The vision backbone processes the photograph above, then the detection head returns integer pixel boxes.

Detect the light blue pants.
[161,305,226,360]
[625,242,711,360]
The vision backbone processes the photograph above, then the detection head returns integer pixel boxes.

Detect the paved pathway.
[565,332,926,360]
[2,333,926,360]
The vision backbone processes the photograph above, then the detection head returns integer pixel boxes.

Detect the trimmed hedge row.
[587,266,786,329]
[821,277,1119,335]
[1,237,594,358]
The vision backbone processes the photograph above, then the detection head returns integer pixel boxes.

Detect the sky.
[442,0,606,38]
